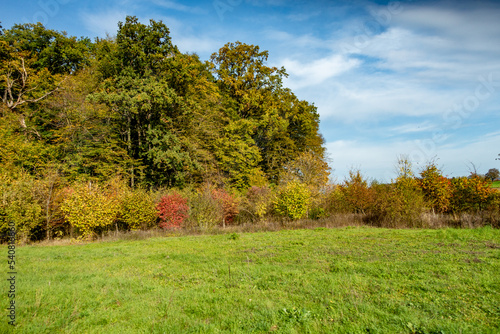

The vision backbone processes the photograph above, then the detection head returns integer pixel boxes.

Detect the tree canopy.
[0,17,328,190]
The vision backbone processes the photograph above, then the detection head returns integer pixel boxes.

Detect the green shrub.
[120,189,157,230]
[0,172,43,242]
[186,184,223,230]
[274,182,311,220]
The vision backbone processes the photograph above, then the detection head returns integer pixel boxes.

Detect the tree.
[1,23,91,129]
[451,175,496,212]
[281,150,331,194]
[91,16,209,188]
[419,162,452,213]
[338,169,374,214]
[42,67,134,181]
[210,42,326,184]
[485,168,499,181]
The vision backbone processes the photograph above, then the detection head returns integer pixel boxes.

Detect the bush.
[156,192,189,230]
[368,180,426,228]
[337,170,374,214]
[61,182,120,239]
[0,172,43,242]
[121,189,157,230]
[186,185,223,230]
[242,186,272,221]
[211,188,240,226]
[419,163,452,213]
[451,175,497,212]
[274,182,311,220]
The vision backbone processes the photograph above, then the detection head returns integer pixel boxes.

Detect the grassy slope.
[2,227,499,333]
[491,180,500,188]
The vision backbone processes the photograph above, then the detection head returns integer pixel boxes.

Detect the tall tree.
[92,16,206,187]
[210,41,326,184]
[0,23,90,130]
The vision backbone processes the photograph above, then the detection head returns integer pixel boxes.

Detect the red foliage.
[211,189,239,225]
[156,192,189,229]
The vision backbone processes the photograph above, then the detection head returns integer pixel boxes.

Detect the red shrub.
[211,189,239,225]
[156,192,189,229]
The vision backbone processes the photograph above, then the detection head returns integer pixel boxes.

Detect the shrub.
[121,189,157,230]
[419,163,452,213]
[451,175,497,212]
[211,188,240,226]
[0,172,43,242]
[337,170,374,214]
[274,181,311,220]
[243,186,272,220]
[61,182,120,239]
[156,192,189,229]
[186,185,223,230]
[368,180,426,228]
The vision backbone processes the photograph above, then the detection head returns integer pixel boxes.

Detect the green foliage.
[61,182,120,239]
[44,69,133,181]
[0,23,90,75]
[274,181,311,219]
[213,119,264,189]
[211,41,325,185]
[485,168,499,181]
[0,172,42,241]
[120,188,157,230]
[1,18,328,195]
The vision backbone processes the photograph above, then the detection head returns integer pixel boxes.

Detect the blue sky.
[2,0,500,182]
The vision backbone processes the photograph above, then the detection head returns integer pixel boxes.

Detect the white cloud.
[80,10,126,37]
[174,35,222,55]
[388,122,437,135]
[282,55,360,89]
[325,139,414,183]
[150,0,206,14]
[326,130,500,182]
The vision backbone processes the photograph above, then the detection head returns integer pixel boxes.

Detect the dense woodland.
[1,17,499,242]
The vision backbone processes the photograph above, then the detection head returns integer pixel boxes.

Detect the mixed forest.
[1,17,499,242]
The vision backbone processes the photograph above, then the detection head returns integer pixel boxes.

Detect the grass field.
[2,227,500,333]
[491,180,500,189]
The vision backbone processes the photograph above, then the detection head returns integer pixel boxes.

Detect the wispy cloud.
[150,0,206,14]
[282,55,360,89]
[80,9,126,37]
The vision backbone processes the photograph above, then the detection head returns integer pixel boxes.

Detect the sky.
[2,0,500,182]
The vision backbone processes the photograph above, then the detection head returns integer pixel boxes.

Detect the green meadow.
[2,227,500,333]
